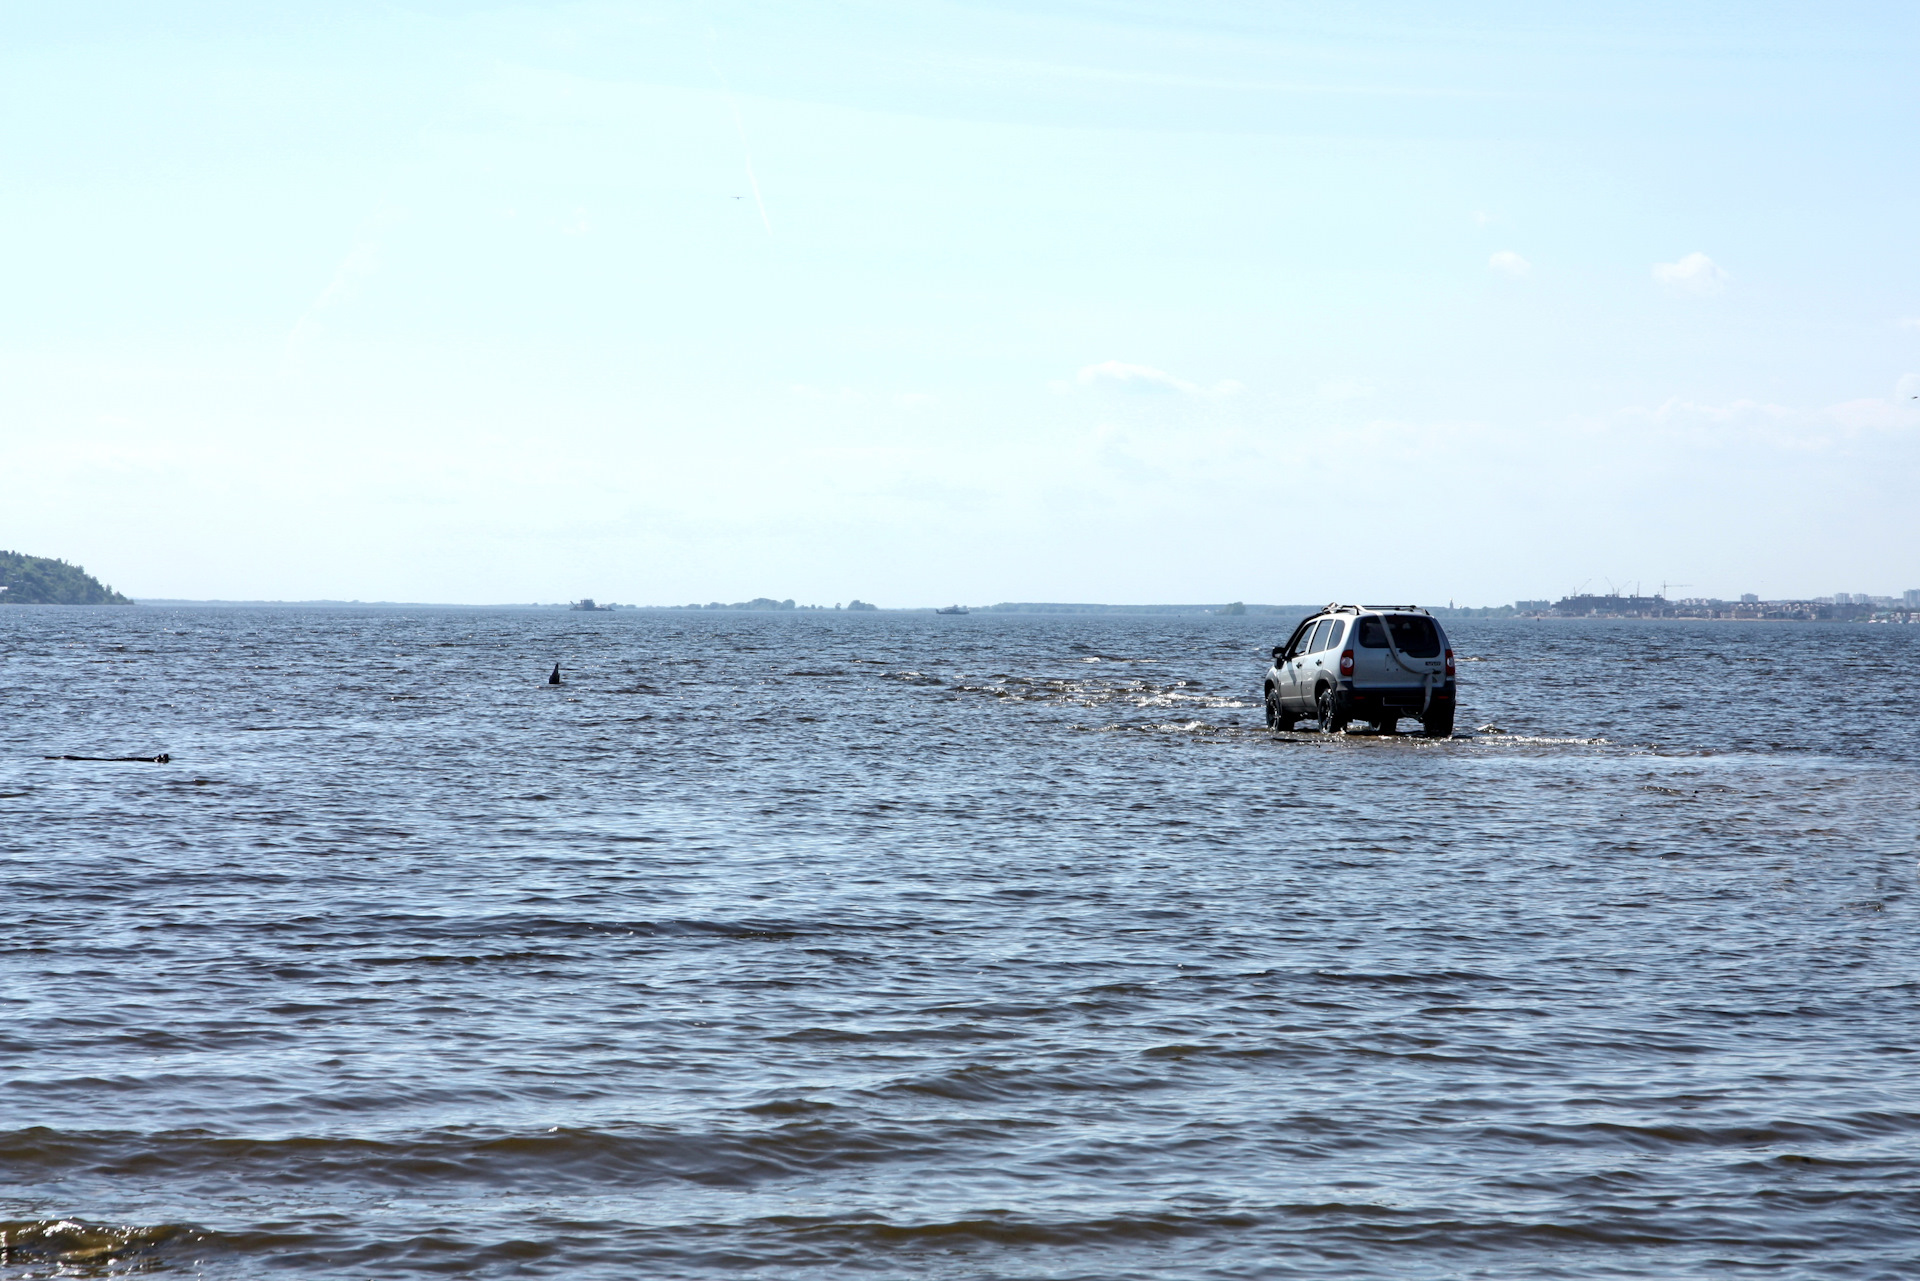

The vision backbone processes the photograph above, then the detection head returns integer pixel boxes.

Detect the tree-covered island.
[0,551,133,604]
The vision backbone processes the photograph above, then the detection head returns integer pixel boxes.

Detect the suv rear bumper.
[1339,681,1455,717]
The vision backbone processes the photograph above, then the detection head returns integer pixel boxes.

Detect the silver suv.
[1263,605,1456,736]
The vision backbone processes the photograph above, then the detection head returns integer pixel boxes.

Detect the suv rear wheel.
[1422,705,1454,738]
[1316,685,1350,734]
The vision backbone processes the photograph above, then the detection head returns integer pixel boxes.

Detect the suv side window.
[1307,620,1333,653]
[1283,620,1315,658]
[1323,620,1347,650]
[1357,617,1386,647]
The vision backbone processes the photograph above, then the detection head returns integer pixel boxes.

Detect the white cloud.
[1078,360,1196,393]
[1489,251,1531,277]
[1075,360,1241,397]
[1652,252,1728,295]
[1625,390,1917,451]
[1644,397,1794,426]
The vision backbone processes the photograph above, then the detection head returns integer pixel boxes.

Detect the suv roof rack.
[1321,603,1430,615]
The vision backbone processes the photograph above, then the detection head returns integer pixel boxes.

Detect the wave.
[0,1122,972,1192]
[234,912,910,947]
[10,1200,1905,1278]
[0,1218,202,1270]
[753,1209,1260,1248]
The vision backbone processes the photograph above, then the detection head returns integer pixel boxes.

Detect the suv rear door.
[1381,614,1445,682]
[1389,615,1443,659]
[1308,617,1348,699]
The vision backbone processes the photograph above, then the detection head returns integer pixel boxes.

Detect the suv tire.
[1264,686,1285,730]
[1316,685,1350,734]
[1422,705,1454,738]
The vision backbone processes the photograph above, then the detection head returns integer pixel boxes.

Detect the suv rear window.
[1385,616,1440,657]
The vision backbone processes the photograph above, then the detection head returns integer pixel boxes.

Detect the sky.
[2,0,1916,606]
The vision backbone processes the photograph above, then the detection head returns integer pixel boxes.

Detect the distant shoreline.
[46,599,1900,624]
[117,600,1878,620]
[132,599,532,609]
[123,599,1330,615]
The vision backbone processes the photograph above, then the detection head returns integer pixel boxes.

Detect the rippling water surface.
[3,608,1918,1279]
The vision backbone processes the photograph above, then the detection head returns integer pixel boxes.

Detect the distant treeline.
[661,598,878,611]
[1426,605,1518,619]
[976,602,1511,617]
[979,602,1318,616]
[643,601,1513,617]
[0,551,131,605]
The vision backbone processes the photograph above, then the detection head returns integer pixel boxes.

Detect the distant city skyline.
[2,2,1916,604]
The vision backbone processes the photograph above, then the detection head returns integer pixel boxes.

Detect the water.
[3,608,1917,1279]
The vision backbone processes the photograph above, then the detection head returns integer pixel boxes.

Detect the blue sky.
[3,1,1916,605]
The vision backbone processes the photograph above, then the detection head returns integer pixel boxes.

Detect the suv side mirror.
[1271,646,1285,661]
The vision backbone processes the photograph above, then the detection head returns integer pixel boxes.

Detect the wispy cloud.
[1653,252,1727,295]
[1489,251,1530,277]
[286,207,407,353]
[705,27,771,234]
[1076,360,1242,397]
[287,241,380,353]
[1625,389,1917,451]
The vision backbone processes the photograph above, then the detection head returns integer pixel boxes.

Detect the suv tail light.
[1444,648,1455,677]
[1339,649,1354,676]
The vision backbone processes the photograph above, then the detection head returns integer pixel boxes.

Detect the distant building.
[1515,600,1550,612]
[1906,589,1920,608]
[1740,593,1759,604]
[1551,593,1668,617]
